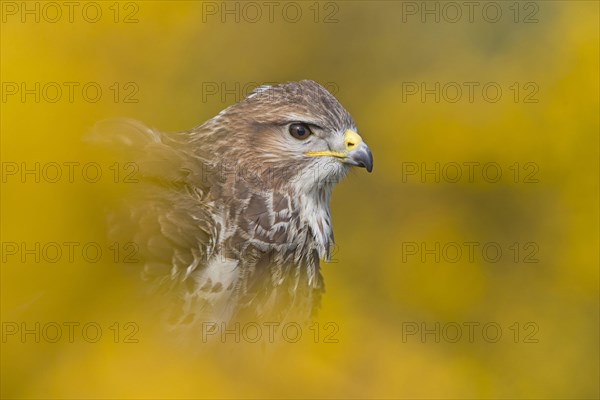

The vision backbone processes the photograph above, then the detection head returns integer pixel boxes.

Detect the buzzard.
[94,80,372,327]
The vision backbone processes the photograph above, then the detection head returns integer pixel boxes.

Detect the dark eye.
[289,123,312,140]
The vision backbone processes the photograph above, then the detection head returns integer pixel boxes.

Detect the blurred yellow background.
[1,1,598,398]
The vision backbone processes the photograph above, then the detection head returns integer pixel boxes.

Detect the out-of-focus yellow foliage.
[1,1,598,398]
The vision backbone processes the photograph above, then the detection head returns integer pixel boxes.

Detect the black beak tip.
[362,149,374,173]
[348,145,373,173]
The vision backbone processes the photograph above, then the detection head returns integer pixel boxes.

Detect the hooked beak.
[345,140,373,173]
[305,130,374,173]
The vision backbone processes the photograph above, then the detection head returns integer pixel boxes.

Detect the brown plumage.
[91,80,373,328]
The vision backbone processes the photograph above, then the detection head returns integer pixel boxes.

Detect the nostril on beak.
[343,129,363,152]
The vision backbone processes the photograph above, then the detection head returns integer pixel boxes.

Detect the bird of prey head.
[198,80,372,180]
[93,80,372,328]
